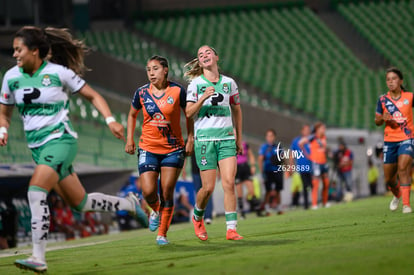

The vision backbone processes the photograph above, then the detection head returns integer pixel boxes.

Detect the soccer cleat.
[127,192,149,228]
[156,235,169,246]
[149,211,160,232]
[311,205,319,210]
[402,205,412,214]
[15,256,47,273]
[226,229,244,240]
[192,216,208,241]
[389,196,400,211]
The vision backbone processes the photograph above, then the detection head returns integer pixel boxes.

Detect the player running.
[185,45,243,241]
[375,67,412,213]
[125,55,194,245]
[299,122,330,209]
[0,26,148,273]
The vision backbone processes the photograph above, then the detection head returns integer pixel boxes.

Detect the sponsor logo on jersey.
[144,98,153,104]
[11,81,19,91]
[393,111,407,123]
[222,83,229,93]
[149,112,170,126]
[396,101,403,108]
[167,96,174,104]
[1,91,9,100]
[385,101,393,106]
[42,75,51,87]
[388,105,395,112]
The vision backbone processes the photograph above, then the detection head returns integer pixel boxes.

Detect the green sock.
[225,212,237,230]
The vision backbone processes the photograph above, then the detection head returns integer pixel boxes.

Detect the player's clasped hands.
[383,112,399,129]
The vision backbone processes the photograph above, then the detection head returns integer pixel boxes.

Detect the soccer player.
[236,141,259,218]
[290,124,312,209]
[125,55,194,245]
[0,26,148,273]
[258,129,284,215]
[185,45,243,241]
[299,122,329,209]
[375,67,412,213]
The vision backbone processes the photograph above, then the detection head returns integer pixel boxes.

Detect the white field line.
[0,240,111,258]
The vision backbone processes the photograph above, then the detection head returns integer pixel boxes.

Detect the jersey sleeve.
[131,89,142,110]
[0,73,15,105]
[229,79,240,105]
[180,86,187,109]
[60,66,86,94]
[376,97,384,114]
[186,81,197,103]
[258,144,266,156]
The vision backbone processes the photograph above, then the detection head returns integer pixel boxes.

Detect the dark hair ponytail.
[15,26,89,76]
[386,67,407,91]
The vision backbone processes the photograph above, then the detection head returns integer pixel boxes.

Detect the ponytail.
[15,26,89,76]
[44,27,89,76]
[184,57,203,81]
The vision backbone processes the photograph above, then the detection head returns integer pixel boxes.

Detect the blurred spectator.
[236,141,259,218]
[258,129,284,215]
[173,187,193,223]
[328,181,339,201]
[0,199,18,249]
[290,172,303,208]
[368,159,379,195]
[299,122,330,209]
[334,138,354,201]
[290,124,312,209]
[51,199,88,240]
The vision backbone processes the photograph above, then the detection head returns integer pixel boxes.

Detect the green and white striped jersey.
[0,61,85,148]
[186,74,240,141]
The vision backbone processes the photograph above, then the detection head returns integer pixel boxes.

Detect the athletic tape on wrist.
[105,116,116,125]
[0,126,7,139]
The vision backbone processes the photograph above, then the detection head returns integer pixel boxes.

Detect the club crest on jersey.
[41,75,51,87]
[222,83,229,93]
[200,156,208,166]
[404,99,409,105]
[167,96,174,104]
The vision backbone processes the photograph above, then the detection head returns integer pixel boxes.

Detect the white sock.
[81,193,133,212]
[28,189,49,263]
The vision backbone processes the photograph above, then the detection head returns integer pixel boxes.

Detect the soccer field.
[1,195,413,275]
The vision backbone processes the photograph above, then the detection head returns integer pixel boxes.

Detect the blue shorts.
[383,139,414,164]
[138,148,185,174]
[312,162,329,177]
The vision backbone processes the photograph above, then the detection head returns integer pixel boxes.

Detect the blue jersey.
[259,143,283,173]
[291,136,312,169]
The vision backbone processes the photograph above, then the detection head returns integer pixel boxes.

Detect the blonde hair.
[184,45,218,81]
[15,26,89,76]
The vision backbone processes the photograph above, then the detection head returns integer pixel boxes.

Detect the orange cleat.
[192,216,208,241]
[226,229,244,240]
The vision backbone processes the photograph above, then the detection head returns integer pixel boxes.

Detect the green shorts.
[31,133,77,180]
[194,139,236,171]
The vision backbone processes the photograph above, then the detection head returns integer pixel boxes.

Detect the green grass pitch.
[1,195,413,274]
